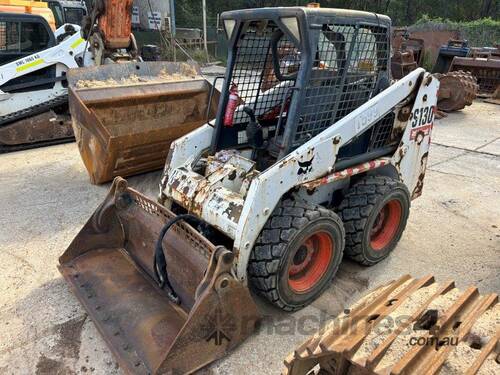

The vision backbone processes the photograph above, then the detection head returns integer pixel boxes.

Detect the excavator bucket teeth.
[59,178,260,374]
[283,276,499,375]
[67,61,220,184]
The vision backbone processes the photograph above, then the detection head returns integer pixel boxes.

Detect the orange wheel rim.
[370,200,402,251]
[288,232,334,293]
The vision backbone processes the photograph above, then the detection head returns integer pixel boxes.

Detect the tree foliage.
[174,0,499,28]
[412,16,500,47]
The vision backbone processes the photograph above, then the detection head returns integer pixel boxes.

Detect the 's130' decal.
[411,105,435,128]
[410,105,435,142]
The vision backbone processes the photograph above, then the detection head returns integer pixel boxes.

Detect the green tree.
[174,0,499,27]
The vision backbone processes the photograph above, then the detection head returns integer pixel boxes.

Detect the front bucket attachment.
[59,178,260,374]
[68,62,220,184]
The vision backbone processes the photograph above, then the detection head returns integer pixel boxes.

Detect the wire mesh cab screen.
[294,23,390,149]
[220,16,392,159]
[219,19,300,149]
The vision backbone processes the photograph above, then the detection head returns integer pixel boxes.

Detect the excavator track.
[0,134,73,154]
[0,94,68,126]
[283,275,499,375]
[436,71,479,112]
[0,95,74,153]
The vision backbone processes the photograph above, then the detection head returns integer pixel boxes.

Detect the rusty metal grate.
[283,275,499,375]
[450,57,500,96]
[463,67,498,95]
[130,190,213,258]
[0,21,5,50]
[0,20,19,52]
[293,24,389,147]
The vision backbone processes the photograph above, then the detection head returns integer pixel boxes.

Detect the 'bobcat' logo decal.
[298,157,314,175]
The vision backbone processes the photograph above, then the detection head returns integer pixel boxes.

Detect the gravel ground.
[0,101,498,375]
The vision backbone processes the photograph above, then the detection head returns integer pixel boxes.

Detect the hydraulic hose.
[153,214,204,305]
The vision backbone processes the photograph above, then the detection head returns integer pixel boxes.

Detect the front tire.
[339,176,410,266]
[248,200,345,311]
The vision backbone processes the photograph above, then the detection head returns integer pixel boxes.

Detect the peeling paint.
[167,150,255,239]
[301,158,391,189]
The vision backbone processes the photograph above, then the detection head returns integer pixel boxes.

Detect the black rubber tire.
[339,176,410,266]
[248,199,345,311]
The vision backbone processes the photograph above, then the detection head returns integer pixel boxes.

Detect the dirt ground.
[0,101,499,375]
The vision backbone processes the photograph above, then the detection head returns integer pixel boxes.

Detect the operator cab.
[0,13,55,64]
[0,13,59,93]
[212,7,393,171]
[47,0,87,28]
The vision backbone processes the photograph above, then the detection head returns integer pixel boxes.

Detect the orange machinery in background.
[0,0,56,30]
[97,0,133,49]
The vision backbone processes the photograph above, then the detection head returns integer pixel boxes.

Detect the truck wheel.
[339,176,410,266]
[248,200,345,311]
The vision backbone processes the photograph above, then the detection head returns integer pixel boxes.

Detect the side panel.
[0,26,84,87]
[391,76,439,199]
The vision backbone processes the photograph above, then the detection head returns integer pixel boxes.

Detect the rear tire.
[248,200,345,311]
[339,176,410,266]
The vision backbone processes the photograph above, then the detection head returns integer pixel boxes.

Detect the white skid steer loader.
[0,13,91,151]
[60,6,439,374]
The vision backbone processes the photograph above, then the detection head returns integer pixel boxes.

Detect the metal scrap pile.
[391,32,500,116]
[284,275,499,375]
[449,48,500,98]
[436,71,480,116]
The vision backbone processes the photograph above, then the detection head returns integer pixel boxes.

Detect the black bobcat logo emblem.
[298,157,314,175]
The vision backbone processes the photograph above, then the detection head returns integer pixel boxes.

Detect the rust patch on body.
[411,152,429,199]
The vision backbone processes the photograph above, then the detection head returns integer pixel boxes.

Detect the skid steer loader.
[0,13,90,152]
[60,6,439,374]
[0,0,112,152]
